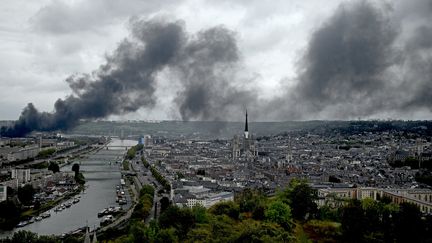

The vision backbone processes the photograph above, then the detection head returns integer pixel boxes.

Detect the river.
[2,139,137,236]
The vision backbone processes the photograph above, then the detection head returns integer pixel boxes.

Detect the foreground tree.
[158,206,195,239]
[394,202,425,243]
[235,188,267,220]
[18,184,35,206]
[160,196,170,213]
[235,219,291,242]
[72,163,80,175]
[48,161,60,173]
[341,200,365,243]
[0,200,20,230]
[209,201,240,220]
[265,200,293,230]
[279,179,318,221]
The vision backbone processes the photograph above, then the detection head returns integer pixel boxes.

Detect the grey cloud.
[30,0,179,34]
[172,26,257,121]
[1,19,185,136]
[272,0,432,120]
[398,0,432,112]
[1,18,256,136]
[291,1,398,116]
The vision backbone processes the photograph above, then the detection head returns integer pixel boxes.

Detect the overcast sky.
[1,0,432,122]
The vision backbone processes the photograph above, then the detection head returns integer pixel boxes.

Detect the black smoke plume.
[2,20,185,137]
[171,27,257,121]
[287,1,399,119]
[269,0,432,120]
[1,19,255,137]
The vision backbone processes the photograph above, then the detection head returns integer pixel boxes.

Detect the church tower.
[286,136,293,163]
[244,110,249,139]
[232,110,257,161]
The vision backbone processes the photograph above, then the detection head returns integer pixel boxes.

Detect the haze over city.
[2,1,432,127]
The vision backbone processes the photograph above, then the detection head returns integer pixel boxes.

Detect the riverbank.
[2,139,136,236]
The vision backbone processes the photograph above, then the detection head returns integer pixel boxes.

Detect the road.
[129,155,166,222]
[98,150,168,234]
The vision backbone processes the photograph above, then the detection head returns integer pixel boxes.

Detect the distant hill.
[66,120,432,139]
[2,120,432,139]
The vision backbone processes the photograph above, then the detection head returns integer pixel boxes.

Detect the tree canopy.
[47,162,59,173]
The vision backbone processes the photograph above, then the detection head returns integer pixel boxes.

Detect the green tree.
[37,148,56,159]
[187,226,212,242]
[135,144,144,151]
[129,220,148,243]
[156,227,178,243]
[140,185,155,197]
[72,163,80,175]
[302,220,341,242]
[176,172,184,179]
[209,201,240,220]
[329,175,341,183]
[394,202,425,243]
[361,198,386,240]
[279,179,317,221]
[18,184,35,206]
[122,160,129,171]
[341,200,365,243]
[317,205,340,222]
[160,196,170,213]
[126,147,137,160]
[74,173,85,185]
[197,169,205,176]
[192,205,209,224]
[158,206,195,239]
[0,200,20,230]
[131,185,154,220]
[7,186,15,197]
[265,200,293,230]
[424,215,432,243]
[235,188,267,219]
[48,162,60,173]
[208,215,237,241]
[10,230,38,243]
[234,219,290,242]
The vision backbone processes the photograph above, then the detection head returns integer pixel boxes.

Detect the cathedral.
[232,110,258,161]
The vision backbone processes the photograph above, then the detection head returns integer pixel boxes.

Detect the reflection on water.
[4,139,137,236]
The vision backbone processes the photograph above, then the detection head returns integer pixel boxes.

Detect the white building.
[7,145,40,162]
[11,168,31,186]
[0,185,7,202]
[185,191,234,208]
[316,187,432,214]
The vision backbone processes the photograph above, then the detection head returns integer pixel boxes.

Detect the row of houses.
[0,138,75,163]
[173,179,234,208]
[316,186,432,214]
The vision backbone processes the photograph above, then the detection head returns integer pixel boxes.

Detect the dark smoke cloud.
[267,0,432,120]
[397,0,432,111]
[287,1,399,119]
[1,19,184,137]
[172,26,257,121]
[1,18,255,137]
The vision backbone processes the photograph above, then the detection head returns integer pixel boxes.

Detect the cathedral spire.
[244,109,249,139]
[245,109,248,132]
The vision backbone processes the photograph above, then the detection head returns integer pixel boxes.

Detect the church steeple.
[244,110,249,139]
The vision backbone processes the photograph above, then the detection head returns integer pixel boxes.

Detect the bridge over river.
[1,139,138,237]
